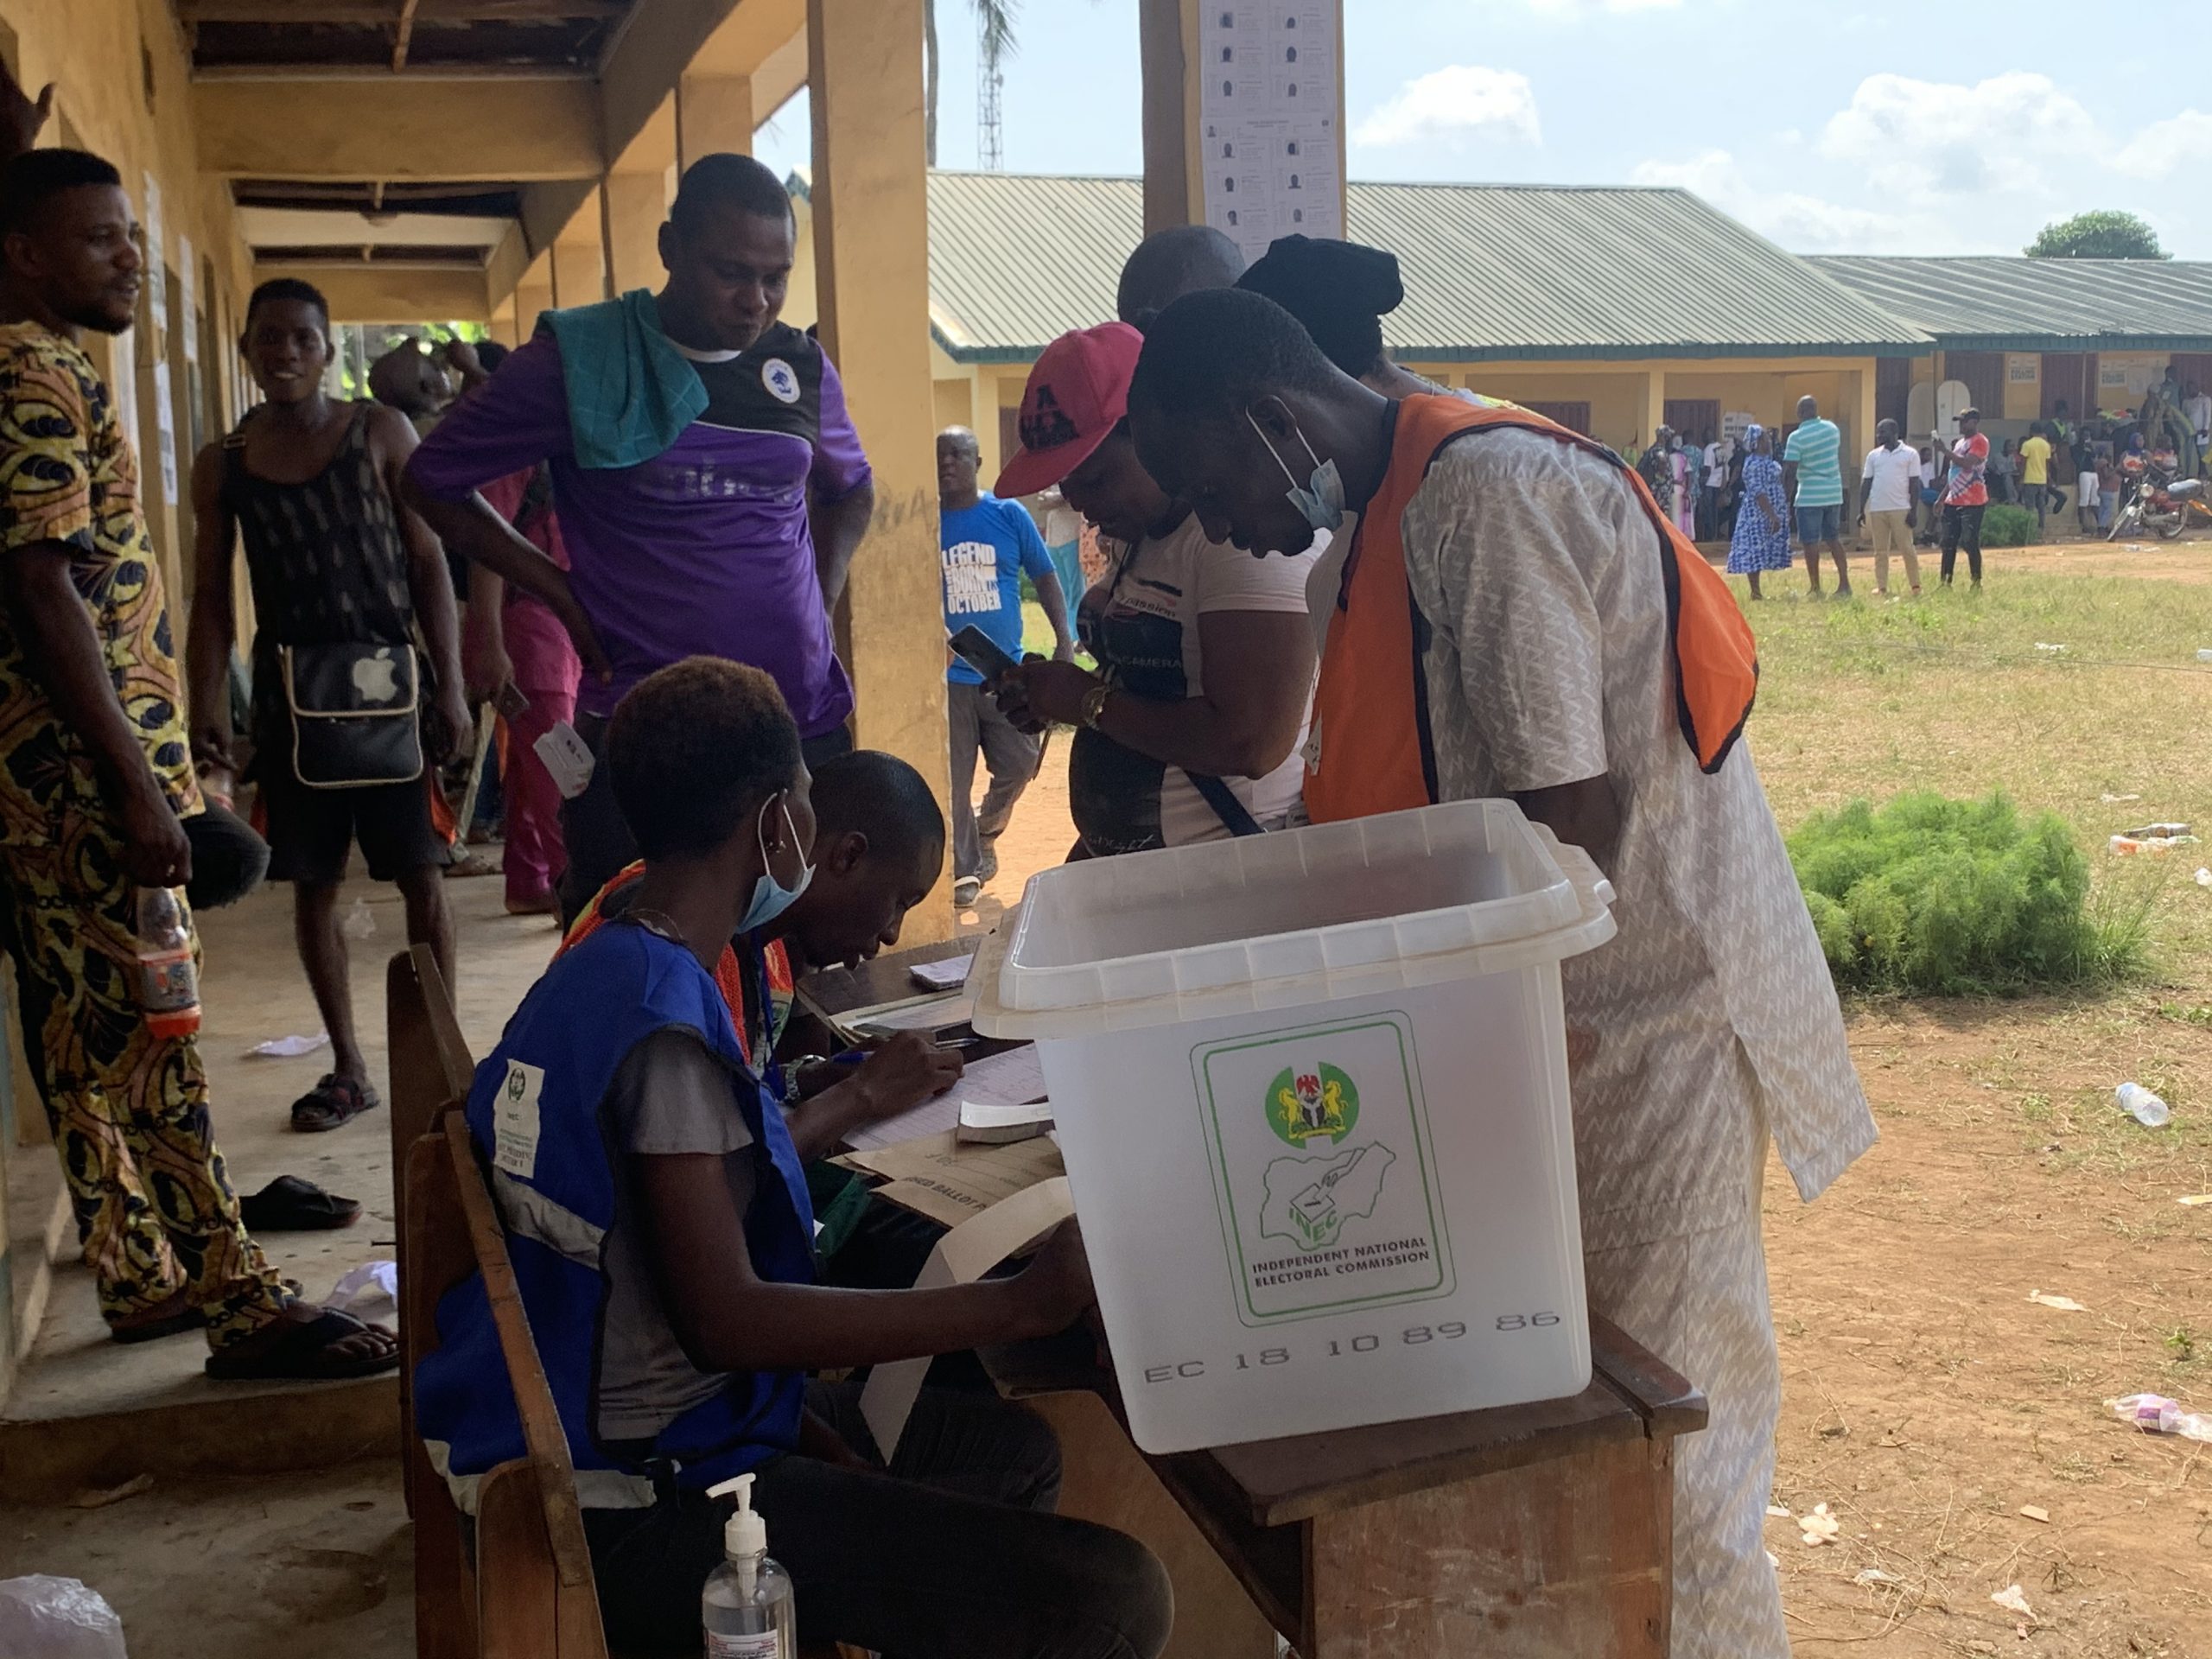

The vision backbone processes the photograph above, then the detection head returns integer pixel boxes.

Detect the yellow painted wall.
[932,376,974,438]
[2003,353,2042,422]
[1,0,257,624]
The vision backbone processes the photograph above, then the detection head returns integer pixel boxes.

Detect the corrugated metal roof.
[1810,256,2212,352]
[925,172,1929,364]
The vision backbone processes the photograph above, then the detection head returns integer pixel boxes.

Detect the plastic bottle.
[134,887,200,1041]
[2115,1082,2171,1128]
[702,1472,794,1658]
[2110,1393,2212,1443]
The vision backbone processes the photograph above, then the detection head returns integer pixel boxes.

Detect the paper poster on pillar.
[151,360,179,507]
[140,173,167,334]
[1200,2,1343,265]
[178,236,199,365]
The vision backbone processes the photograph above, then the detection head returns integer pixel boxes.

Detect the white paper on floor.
[327,1260,398,1312]
[246,1031,329,1058]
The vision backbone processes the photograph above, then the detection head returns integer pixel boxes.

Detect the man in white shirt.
[2186,383,2211,453]
[1858,419,1923,597]
[1701,434,1732,538]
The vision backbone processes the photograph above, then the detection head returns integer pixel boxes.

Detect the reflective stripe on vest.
[1302,394,1759,825]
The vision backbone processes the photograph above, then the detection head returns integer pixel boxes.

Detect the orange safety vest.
[1302,395,1758,824]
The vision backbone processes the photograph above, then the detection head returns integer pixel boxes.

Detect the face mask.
[1248,409,1346,531]
[739,798,814,933]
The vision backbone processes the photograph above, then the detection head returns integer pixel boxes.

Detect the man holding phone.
[938,426,1072,906]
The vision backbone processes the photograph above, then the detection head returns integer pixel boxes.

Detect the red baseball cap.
[993,321,1143,499]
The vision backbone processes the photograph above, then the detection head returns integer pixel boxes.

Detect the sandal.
[290,1074,381,1133]
[445,848,501,879]
[204,1306,400,1381]
[110,1288,207,1344]
[239,1174,364,1231]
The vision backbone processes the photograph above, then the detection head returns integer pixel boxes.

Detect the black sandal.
[238,1174,364,1231]
[289,1074,381,1133]
[204,1307,401,1381]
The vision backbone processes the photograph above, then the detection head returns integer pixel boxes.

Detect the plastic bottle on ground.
[134,887,200,1041]
[2115,1082,2171,1127]
[2110,1393,2212,1442]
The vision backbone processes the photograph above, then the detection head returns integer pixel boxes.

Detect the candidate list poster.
[1199,3,1342,266]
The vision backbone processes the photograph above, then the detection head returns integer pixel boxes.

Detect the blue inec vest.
[414,922,817,1509]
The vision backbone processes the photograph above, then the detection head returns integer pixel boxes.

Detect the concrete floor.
[0,1459,411,1659]
[6,865,558,1437]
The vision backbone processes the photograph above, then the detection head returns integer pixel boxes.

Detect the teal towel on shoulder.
[540,289,709,471]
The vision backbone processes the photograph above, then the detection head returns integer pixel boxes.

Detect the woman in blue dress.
[1726,424,1792,599]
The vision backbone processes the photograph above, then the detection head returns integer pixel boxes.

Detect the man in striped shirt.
[1782,395,1847,598]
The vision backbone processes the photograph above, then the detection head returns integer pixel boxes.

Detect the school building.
[899,171,1932,488]
[1811,255,2212,443]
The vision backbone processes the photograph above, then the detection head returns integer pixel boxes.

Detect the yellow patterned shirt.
[0,321,200,848]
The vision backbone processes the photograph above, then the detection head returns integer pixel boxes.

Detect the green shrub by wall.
[1980,503,2042,546]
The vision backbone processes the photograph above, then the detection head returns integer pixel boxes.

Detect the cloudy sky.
[755,0,2209,258]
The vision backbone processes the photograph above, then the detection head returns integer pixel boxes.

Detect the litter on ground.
[2026,1289,2089,1312]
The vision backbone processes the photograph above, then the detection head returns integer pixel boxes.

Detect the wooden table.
[991,1318,1705,1659]
[796,951,1708,1656]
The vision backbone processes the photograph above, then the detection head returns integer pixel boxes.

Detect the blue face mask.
[1248,410,1346,531]
[739,798,814,934]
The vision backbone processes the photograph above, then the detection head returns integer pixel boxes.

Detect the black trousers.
[558,713,855,925]
[1941,503,1985,583]
[582,1382,1173,1659]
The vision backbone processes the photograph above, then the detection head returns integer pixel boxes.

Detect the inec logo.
[1267,1062,1357,1147]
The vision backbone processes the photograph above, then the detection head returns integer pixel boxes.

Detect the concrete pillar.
[550,237,607,309]
[1852,364,1878,531]
[677,73,755,171]
[1138,0,1204,233]
[808,0,954,938]
[601,171,666,298]
[490,296,521,349]
[516,266,555,334]
[1642,368,1668,454]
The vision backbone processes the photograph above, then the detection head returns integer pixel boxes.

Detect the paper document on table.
[842,1090,962,1152]
[954,1044,1047,1108]
[836,1130,1065,1230]
[841,1043,1047,1153]
[909,954,973,991]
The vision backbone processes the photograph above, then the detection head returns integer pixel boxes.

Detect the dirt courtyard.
[972,537,2212,1656]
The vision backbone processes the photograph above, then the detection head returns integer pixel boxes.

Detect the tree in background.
[2024,211,2170,261]
[924,0,1019,167]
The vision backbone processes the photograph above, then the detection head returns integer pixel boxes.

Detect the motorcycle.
[2107,455,2206,542]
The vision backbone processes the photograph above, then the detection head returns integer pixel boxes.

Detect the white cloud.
[2113,111,2212,178]
[1630,149,1915,252]
[1818,73,2101,199]
[1354,65,1542,149]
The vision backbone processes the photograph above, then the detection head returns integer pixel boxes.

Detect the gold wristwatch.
[1078,680,1114,730]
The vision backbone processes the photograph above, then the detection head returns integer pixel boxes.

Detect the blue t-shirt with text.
[941,493,1054,685]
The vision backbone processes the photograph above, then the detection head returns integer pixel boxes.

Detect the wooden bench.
[391,945,611,1659]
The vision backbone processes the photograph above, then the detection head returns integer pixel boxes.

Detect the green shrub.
[1980,503,2042,546]
[1786,791,2146,994]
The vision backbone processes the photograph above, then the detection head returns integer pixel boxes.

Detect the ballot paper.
[861,1178,1076,1458]
[957,1100,1053,1144]
[837,1129,1065,1230]
[909,954,973,991]
[842,1043,1048,1152]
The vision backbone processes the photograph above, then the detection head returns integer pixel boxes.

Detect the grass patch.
[1732,569,2212,987]
[1789,791,2145,993]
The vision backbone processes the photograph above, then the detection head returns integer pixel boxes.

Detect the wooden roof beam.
[195,76,605,179]
[177,1,625,22]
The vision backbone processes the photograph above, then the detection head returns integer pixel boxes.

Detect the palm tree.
[925,0,1019,167]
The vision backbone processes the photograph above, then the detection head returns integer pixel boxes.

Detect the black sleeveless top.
[221,404,417,736]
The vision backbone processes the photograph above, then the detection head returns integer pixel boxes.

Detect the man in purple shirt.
[405,155,875,919]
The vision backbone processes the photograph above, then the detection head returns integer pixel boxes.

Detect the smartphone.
[948,625,1020,683]
[493,682,532,721]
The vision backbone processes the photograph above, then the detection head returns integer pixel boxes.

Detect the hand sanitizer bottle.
[702,1472,795,1658]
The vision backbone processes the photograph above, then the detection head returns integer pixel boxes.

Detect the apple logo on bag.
[351,649,403,703]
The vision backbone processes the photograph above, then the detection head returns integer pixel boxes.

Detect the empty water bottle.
[134,887,200,1041]
[2111,1393,2212,1442]
[2115,1082,2170,1127]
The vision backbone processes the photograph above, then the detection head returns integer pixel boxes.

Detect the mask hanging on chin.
[1248,409,1347,532]
[739,798,815,933]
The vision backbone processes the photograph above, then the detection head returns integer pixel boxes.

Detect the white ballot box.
[973,799,1617,1454]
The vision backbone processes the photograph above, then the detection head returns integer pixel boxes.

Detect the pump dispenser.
[702,1473,795,1657]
